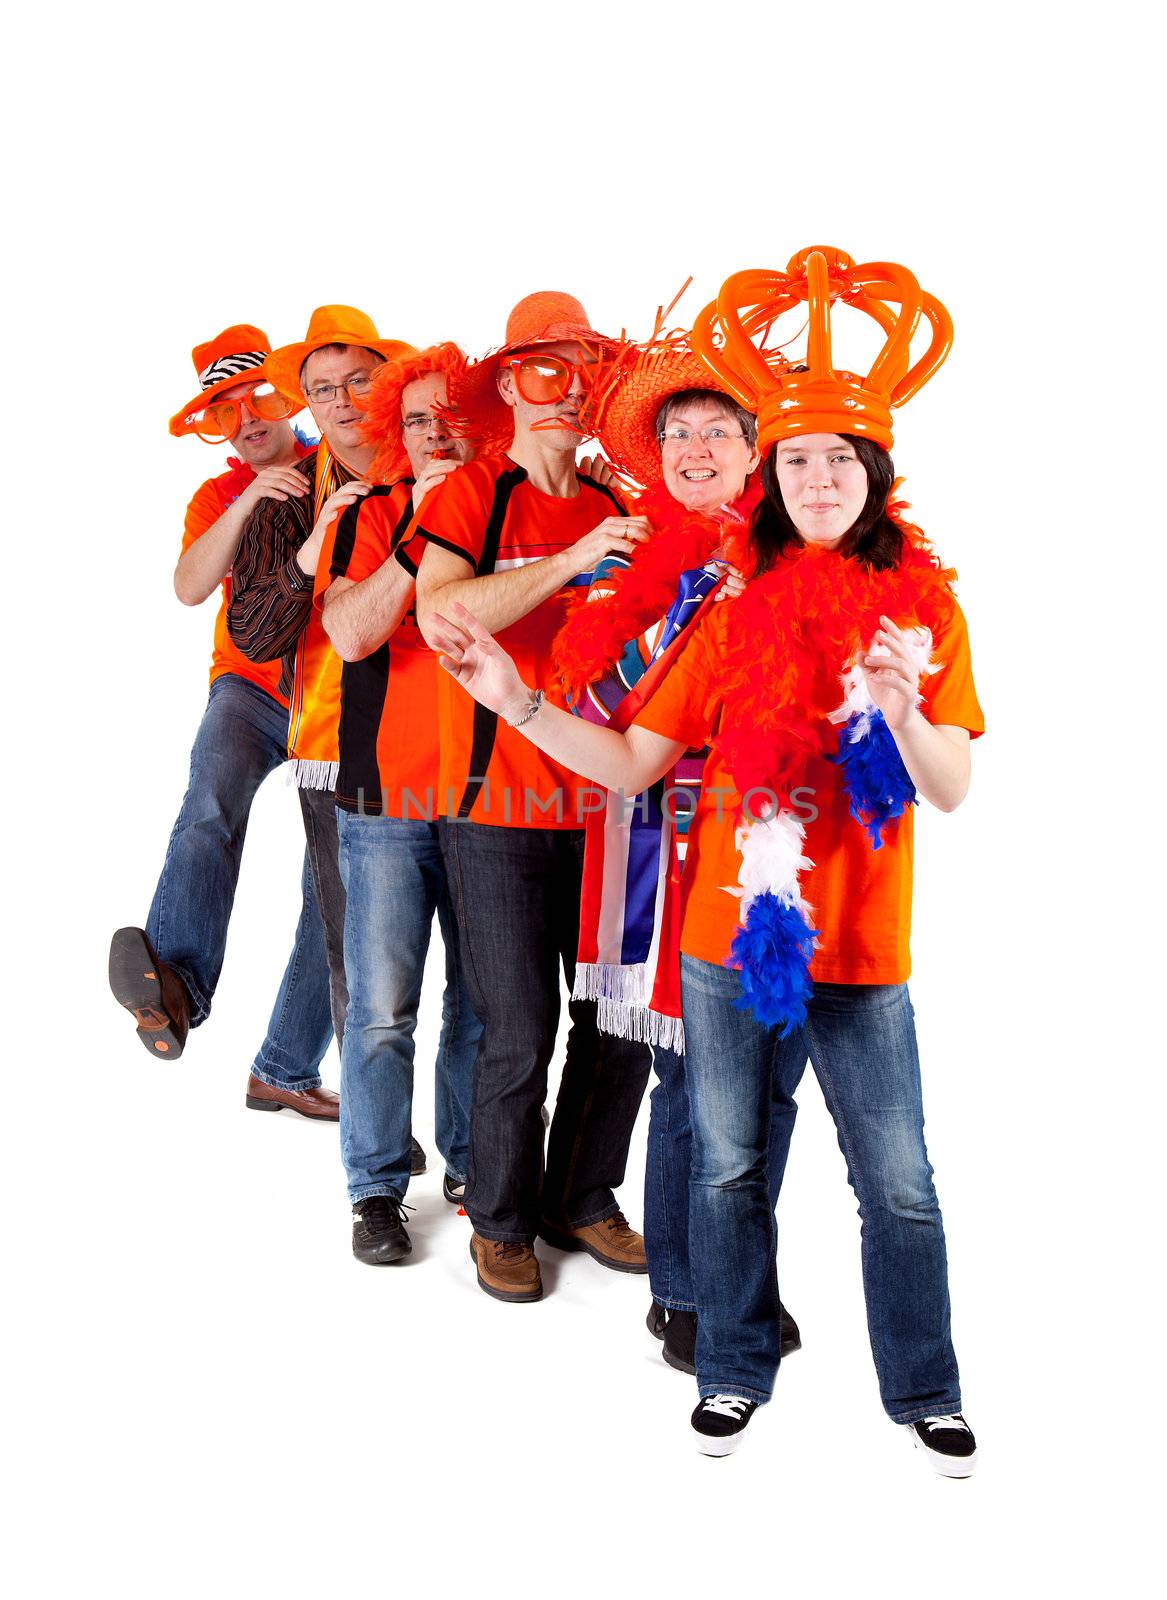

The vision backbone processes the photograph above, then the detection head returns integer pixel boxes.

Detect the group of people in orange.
[111,247,983,1467]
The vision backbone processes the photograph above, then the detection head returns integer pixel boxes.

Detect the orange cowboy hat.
[265,305,416,406]
[359,341,474,485]
[168,324,303,437]
[448,290,618,452]
[583,341,761,489]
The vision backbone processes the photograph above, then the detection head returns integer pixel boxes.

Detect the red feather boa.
[554,478,763,700]
[713,498,959,804]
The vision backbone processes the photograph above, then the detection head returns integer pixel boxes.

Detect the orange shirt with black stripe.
[406,454,627,829]
[314,480,441,818]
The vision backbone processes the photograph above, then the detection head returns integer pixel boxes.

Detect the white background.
[5,2,1161,1596]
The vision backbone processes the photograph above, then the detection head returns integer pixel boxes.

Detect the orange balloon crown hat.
[691,246,953,455]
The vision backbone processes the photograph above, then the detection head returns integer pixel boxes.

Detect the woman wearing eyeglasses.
[427,250,983,1475]
[554,340,803,1378]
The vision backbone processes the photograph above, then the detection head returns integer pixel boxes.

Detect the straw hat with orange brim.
[265,305,416,407]
[169,324,305,439]
[447,291,620,454]
[582,341,764,490]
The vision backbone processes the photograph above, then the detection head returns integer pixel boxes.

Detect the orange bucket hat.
[448,290,618,452]
[169,324,299,437]
[265,306,416,407]
[691,246,953,454]
[358,341,476,485]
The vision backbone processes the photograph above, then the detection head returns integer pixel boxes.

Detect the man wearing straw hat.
[108,324,341,1121]
[227,308,431,1178]
[414,291,654,1303]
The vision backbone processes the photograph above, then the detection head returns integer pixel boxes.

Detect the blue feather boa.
[729,893,818,1035]
[831,710,917,849]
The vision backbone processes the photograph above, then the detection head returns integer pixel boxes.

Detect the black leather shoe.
[410,1137,427,1176]
[779,1301,802,1358]
[646,1300,667,1341]
[657,1301,801,1376]
[352,1196,412,1265]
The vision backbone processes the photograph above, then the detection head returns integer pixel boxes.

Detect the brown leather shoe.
[469,1233,543,1303]
[109,927,191,1059]
[539,1210,648,1274]
[245,1074,340,1121]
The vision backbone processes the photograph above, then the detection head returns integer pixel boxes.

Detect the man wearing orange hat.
[413,291,654,1303]
[308,343,486,1263]
[108,325,340,1121]
[227,308,430,1174]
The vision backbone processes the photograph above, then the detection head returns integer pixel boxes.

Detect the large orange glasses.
[501,352,599,406]
[192,383,297,443]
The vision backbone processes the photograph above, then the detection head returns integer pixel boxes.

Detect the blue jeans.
[682,954,962,1422]
[145,673,335,1088]
[644,1044,796,1311]
[336,811,481,1202]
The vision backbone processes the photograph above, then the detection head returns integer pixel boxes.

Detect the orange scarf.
[287,440,345,787]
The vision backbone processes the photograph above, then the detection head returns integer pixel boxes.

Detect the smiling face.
[657,393,759,513]
[215,380,296,466]
[400,371,474,475]
[496,339,593,455]
[301,345,384,458]
[771,433,870,546]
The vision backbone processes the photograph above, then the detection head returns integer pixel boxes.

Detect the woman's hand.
[863,615,928,731]
[578,453,616,488]
[429,602,531,722]
[712,562,747,602]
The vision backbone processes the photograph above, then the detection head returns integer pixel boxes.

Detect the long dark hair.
[750,435,901,574]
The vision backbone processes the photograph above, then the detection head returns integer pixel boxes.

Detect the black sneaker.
[352,1196,412,1265]
[691,1395,758,1456]
[442,1173,466,1206]
[907,1413,978,1477]
[646,1300,667,1340]
[410,1137,427,1176]
[779,1300,802,1358]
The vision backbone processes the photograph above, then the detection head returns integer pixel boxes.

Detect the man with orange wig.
[108,324,339,1121]
[312,343,484,1264]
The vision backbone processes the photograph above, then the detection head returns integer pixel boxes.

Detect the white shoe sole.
[693,1428,746,1457]
[911,1437,978,1477]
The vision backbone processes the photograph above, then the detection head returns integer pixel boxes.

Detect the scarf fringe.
[288,758,339,791]
[572,962,686,1053]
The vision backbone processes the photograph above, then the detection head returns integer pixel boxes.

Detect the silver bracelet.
[507,689,545,729]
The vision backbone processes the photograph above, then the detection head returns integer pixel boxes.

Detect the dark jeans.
[682,954,962,1421]
[145,673,334,1088]
[644,1043,796,1310]
[297,784,349,1045]
[439,820,652,1243]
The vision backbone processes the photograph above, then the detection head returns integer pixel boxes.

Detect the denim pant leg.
[250,844,336,1090]
[682,953,811,1405]
[802,983,962,1424]
[432,876,482,1185]
[146,674,288,1023]
[644,1045,694,1310]
[337,812,446,1203]
[439,821,564,1242]
[546,832,652,1228]
[298,785,349,1046]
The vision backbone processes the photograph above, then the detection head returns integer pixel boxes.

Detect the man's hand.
[411,457,462,510]
[295,481,371,576]
[429,602,529,720]
[562,515,649,581]
[578,453,616,489]
[236,465,310,513]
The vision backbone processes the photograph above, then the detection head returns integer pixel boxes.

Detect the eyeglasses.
[304,374,375,407]
[193,384,296,443]
[402,413,450,436]
[502,353,599,406]
[658,426,748,448]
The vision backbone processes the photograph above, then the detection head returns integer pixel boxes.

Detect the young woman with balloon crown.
[427,247,984,1471]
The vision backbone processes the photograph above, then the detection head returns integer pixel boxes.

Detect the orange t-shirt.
[633,599,985,984]
[314,480,442,819]
[181,464,288,704]
[410,454,627,829]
